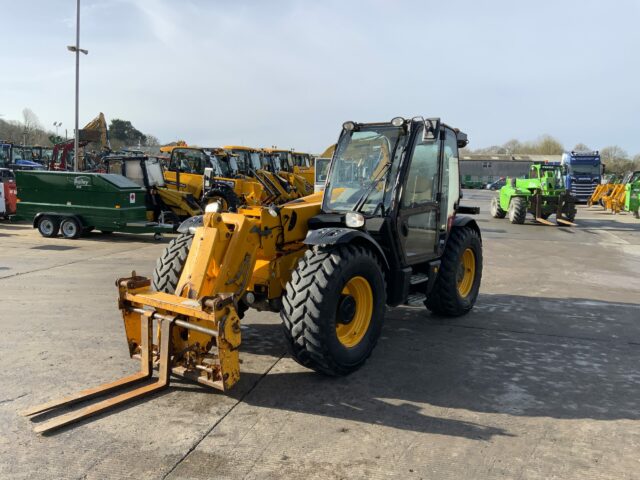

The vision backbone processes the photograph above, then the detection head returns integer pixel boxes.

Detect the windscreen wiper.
[353,162,391,213]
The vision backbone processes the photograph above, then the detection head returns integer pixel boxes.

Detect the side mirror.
[422,120,436,142]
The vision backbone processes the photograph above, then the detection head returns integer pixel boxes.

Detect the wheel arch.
[304,228,390,274]
[452,215,481,242]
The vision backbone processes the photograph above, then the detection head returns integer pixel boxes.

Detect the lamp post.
[53,121,62,137]
[67,0,88,171]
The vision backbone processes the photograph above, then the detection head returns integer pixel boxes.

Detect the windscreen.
[323,126,404,214]
[249,152,261,170]
[568,164,600,176]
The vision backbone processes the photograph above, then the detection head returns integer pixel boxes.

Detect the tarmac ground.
[1,189,639,479]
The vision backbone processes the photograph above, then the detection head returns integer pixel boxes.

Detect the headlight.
[345,211,365,228]
[391,116,405,127]
[342,121,355,131]
[205,201,222,213]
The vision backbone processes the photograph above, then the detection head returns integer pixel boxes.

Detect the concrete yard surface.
[1,190,639,479]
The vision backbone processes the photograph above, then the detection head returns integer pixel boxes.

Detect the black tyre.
[281,244,386,376]
[152,233,193,293]
[60,217,82,239]
[201,188,239,212]
[426,226,482,316]
[37,215,60,238]
[562,201,577,222]
[490,197,506,218]
[507,197,527,224]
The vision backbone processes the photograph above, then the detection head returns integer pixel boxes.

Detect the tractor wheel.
[507,197,527,224]
[426,226,482,317]
[37,215,60,238]
[562,201,577,222]
[281,244,386,376]
[60,217,82,239]
[490,197,506,218]
[201,188,239,212]
[152,233,193,293]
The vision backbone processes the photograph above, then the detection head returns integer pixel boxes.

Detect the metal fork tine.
[20,372,150,417]
[31,317,172,434]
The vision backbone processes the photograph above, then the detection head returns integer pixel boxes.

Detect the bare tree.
[22,108,42,144]
[572,143,591,152]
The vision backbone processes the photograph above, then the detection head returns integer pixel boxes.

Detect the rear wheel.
[37,215,59,238]
[281,244,386,376]
[426,227,482,316]
[60,217,82,239]
[152,233,193,293]
[490,197,506,218]
[508,197,527,224]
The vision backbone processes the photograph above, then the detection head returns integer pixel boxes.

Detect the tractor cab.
[525,163,566,194]
[0,143,11,169]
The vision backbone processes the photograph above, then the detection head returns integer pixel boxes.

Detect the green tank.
[15,170,173,239]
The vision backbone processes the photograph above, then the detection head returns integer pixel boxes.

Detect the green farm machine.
[491,163,577,226]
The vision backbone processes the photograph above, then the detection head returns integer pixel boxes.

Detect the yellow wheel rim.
[336,276,373,348]
[457,248,476,298]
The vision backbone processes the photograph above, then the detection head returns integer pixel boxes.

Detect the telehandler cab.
[24,117,483,433]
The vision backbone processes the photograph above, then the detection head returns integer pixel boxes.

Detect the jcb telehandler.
[224,145,304,204]
[23,117,483,433]
[263,147,314,194]
[162,146,265,210]
[491,163,577,225]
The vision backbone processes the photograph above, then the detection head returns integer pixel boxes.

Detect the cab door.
[396,126,442,264]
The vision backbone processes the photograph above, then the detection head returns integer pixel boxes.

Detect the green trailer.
[15,170,174,239]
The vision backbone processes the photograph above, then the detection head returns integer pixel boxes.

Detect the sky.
[1,0,639,154]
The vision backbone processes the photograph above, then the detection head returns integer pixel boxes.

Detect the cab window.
[402,134,439,208]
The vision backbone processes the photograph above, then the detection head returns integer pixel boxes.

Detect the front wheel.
[426,226,482,316]
[562,201,577,222]
[281,244,386,376]
[490,197,506,218]
[152,233,193,293]
[508,197,527,224]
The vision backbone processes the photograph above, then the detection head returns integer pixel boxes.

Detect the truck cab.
[561,151,601,202]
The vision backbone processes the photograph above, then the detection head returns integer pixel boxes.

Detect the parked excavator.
[49,113,110,171]
[23,116,483,433]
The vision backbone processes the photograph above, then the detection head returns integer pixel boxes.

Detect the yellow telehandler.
[261,148,314,197]
[24,117,483,433]
[161,145,265,210]
[224,145,303,204]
